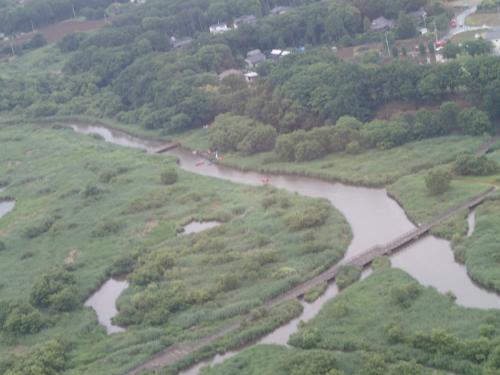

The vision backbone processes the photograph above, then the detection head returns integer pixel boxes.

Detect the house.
[270,49,283,59]
[370,16,395,31]
[130,0,146,4]
[408,8,427,20]
[418,27,428,35]
[218,69,244,81]
[234,15,257,29]
[245,49,266,68]
[486,29,500,54]
[171,36,193,49]
[270,49,291,59]
[209,23,230,35]
[270,6,291,16]
[244,72,259,83]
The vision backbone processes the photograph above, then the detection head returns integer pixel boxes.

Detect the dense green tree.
[160,169,178,185]
[396,12,417,39]
[30,268,79,312]
[2,301,44,335]
[442,42,461,59]
[458,108,493,135]
[463,39,493,56]
[425,168,451,195]
[453,153,498,176]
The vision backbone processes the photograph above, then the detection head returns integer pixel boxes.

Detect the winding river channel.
[69,124,500,373]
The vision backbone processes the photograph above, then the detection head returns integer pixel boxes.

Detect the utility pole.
[434,21,438,43]
[30,19,34,32]
[10,43,15,57]
[385,31,390,56]
[72,5,76,18]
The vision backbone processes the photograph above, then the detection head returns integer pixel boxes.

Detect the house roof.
[171,36,193,48]
[270,6,291,15]
[370,16,395,30]
[219,69,244,80]
[245,52,266,66]
[408,8,427,18]
[234,15,257,26]
[245,72,259,78]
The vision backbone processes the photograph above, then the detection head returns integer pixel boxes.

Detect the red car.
[450,19,457,27]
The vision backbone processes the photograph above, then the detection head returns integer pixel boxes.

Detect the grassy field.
[451,29,489,43]
[204,268,496,375]
[180,134,484,187]
[0,45,66,79]
[466,12,500,27]
[0,122,351,375]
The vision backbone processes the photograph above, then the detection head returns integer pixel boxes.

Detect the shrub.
[453,153,498,176]
[160,169,178,185]
[0,241,5,252]
[30,268,79,312]
[294,140,325,162]
[91,220,123,237]
[336,265,361,289]
[237,124,277,154]
[285,200,330,230]
[372,256,391,270]
[3,339,68,375]
[458,108,493,135]
[217,273,241,292]
[23,216,60,239]
[82,185,103,198]
[2,302,45,335]
[386,321,404,343]
[390,283,421,308]
[425,168,451,195]
[107,254,137,277]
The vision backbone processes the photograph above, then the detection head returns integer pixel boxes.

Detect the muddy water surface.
[0,200,15,219]
[181,221,221,235]
[84,278,129,334]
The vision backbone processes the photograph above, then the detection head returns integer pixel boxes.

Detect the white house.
[209,23,230,34]
[244,72,259,83]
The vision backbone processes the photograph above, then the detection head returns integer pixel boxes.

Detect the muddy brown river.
[69,124,500,373]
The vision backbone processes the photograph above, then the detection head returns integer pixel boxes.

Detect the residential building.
[244,72,259,83]
[209,23,230,34]
[234,15,257,29]
[171,36,193,49]
[218,69,244,81]
[245,49,266,68]
[408,8,427,20]
[270,6,291,16]
[370,16,395,31]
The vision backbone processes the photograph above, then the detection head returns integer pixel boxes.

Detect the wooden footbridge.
[125,186,496,375]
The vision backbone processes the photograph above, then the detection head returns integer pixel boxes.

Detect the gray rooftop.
[371,16,395,31]
[270,6,291,15]
[245,49,266,66]
[234,15,257,26]
[408,8,427,18]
